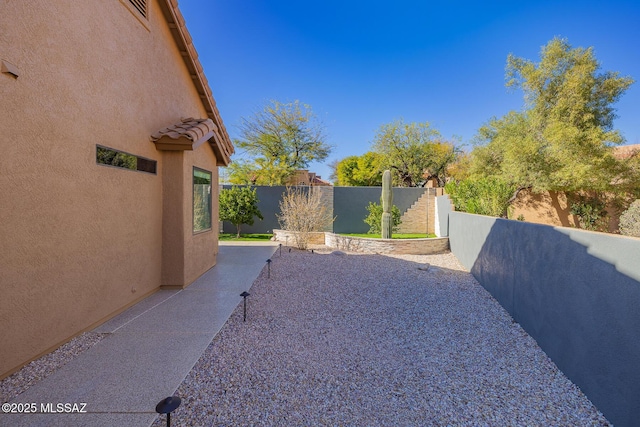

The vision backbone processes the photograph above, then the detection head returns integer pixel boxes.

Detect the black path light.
[240,291,250,322]
[266,258,272,278]
[155,396,181,427]
[279,243,282,257]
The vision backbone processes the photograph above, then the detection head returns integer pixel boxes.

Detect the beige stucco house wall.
[0,0,233,378]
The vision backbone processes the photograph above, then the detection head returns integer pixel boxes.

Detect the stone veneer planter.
[274,229,450,255]
[273,229,327,246]
[324,233,449,255]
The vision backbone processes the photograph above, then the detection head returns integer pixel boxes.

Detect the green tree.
[230,100,332,185]
[471,37,635,198]
[445,177,516,218]
[334,152,383,186]
[446,150,472,182]
[371,119,458,187]
[219,186,264,238]
[227,157,295,186]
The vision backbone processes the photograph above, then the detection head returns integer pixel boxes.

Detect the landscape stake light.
[279,243,282,256]
[266,258,272,278]
[155,396,181,427]
[240,291,250,321]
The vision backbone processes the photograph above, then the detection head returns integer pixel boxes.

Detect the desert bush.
[619,199,640,237]
[569,194,608,231]
[445,177,515,218]
[277,187,334,249]
[363,202,401,234]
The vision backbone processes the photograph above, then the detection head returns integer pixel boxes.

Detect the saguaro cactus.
[381,170,393,239]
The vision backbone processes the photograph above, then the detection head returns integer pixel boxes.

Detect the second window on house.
[193,168,212,233]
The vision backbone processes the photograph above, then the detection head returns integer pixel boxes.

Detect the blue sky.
[179,0,640,182]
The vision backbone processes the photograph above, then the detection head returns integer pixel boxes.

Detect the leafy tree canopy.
[471,37,635,195]
[371,119,459,187]
[333,152,384,186]
[229,100,332,185]
[227,156,295,186]
[219,186,264,238]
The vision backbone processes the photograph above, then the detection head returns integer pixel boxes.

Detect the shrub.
[219,186,264,238]
[363,202,401,234]
[619,199,640,237]
[445,177,516,218]
[569,194,608,231]
[277,187,334,249]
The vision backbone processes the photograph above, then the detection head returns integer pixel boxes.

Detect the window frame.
[192,167,213,234]
[96,145,157,175]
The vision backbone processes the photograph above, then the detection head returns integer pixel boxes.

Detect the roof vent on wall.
[129,0,147,18]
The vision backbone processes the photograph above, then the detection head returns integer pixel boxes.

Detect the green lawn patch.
[219,233,273,241]
[341,233,436,239]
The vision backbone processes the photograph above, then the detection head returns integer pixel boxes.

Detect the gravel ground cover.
[152,249,611,427]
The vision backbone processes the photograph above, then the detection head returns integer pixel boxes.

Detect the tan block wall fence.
[397,188,444,235]
[0,1,221,378]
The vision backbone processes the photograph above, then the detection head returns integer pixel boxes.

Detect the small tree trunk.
[236,224,241,238]
[507,186,530,205]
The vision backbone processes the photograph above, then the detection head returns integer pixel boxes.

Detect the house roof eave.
[158,0,234,166]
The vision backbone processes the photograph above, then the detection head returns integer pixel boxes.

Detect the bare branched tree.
[277,187,334,249]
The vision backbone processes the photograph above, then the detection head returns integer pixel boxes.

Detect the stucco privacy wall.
[221,185,309,235]
[221,185,428,234]
[434,194,454,237]
[448,212,640,427]
[0,1,223,377]
[333,186,427,233]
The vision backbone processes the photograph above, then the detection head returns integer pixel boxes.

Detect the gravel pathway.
[152,249,611,426]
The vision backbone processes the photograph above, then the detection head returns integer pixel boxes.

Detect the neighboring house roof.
[613,144,640,160]
[158,0,234,166]
[285,169,333,186]
[311,176,332,186]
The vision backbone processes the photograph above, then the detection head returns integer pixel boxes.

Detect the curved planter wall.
[272,229,326,245]
[325,233,449,254]
[273,230,450,255]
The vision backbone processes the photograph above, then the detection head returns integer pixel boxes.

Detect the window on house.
[96,145,157,174]
[193,168,212,233]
